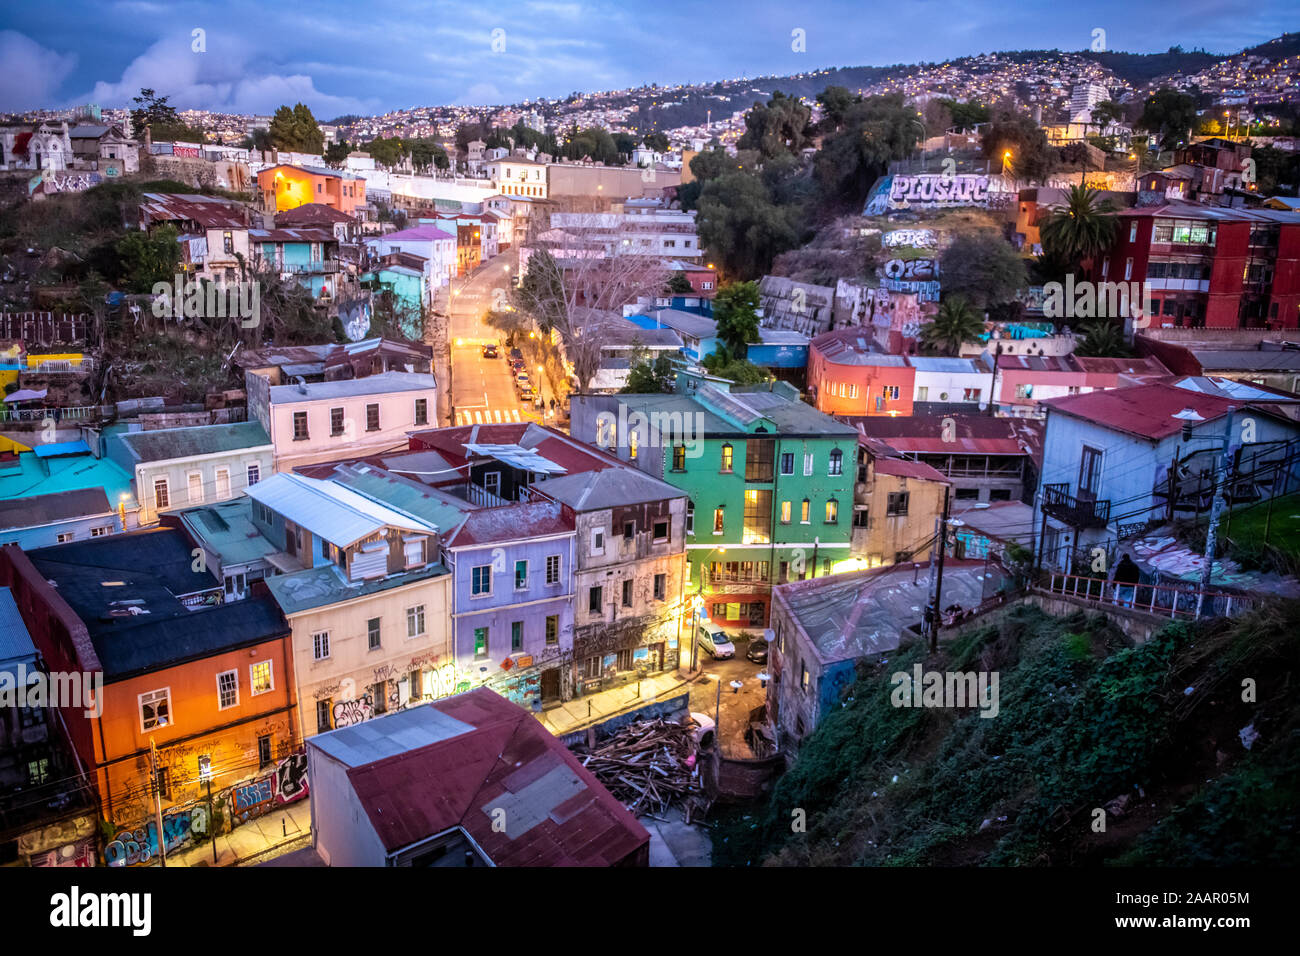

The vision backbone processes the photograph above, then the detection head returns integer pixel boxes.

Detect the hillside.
[713,601,1300,866]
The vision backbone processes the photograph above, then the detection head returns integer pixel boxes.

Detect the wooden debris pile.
[572,716,711,819]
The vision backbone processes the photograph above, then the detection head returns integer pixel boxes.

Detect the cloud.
[73,31,375,116]
[456,83,506,106]
[0,32,79,111]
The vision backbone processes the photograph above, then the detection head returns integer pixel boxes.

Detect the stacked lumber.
[572,716,710,819]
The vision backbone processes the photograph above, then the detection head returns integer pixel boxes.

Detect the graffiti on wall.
[105,804,210,867]
[882,278,941,302]
[30,836,97,868]
[332,695,374,729]
[888,174,990,207]
[41,172,103,195]
[882,229,936,248]
[883,258,939,281]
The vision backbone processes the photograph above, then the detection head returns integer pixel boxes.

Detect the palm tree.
[1039,184,1118,272]
[920,296,985,356]
[1074,320,1129,357]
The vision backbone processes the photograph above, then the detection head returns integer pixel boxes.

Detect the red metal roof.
[444,499,573,547]
[1039,382,1265,440]
[345,689,649,866]
[873,456,950,483]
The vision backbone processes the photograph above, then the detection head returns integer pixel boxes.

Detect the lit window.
[720,444,733,472]
[250,661,274,695]
[140,688,170,732]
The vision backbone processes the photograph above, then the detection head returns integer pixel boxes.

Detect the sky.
[0,0,1295,116]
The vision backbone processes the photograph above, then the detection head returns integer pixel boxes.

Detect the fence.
[1039,570,1255,620]
[0,404,106,423]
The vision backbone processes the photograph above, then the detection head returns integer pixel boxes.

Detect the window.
[853,508,869,528]
[247,463,261,486]
[591,528,605,554]
[514,559,528,590]
[313,631,330,660]
[372,681,388,715]
[685,502,694,535]
[474,627,489,658]
[825,500,839,524]
[415,398,428,425]
[743,489,772,544]
[746,439,774,482]
[471,565,492,596]
[91,526,112,538]
[588,586,603,614]
[153,477,170,510]
[317,699,332,733]
[1015,384,1032,399]
[140,688,170,732]
[781,500,792,524]
[1124,258,1133,281]
[293,411,309,441]
[886,492,910,516]
[800,499,810,523]
[654,573,666,600]
[366,403,380,431]
[800,662,810,691]
[712,508,724,534]
[916,386,929,401]
[672,444,687,471]
[962,388,981,403]
[989,488,1012,502]
[257,734,273,769]
[545,554,561,585]
[331,407,345,436]
[223,231,233,254]
[1078,445,1103,499]
[210,467,230,500]
[56,532,74,543]
[622,578,633,607]
[629,431,638,460]
[883,385,900,401]
[780,452,795,475]
[545,615,559,645]
[407,605,425,638]
[154,766,171,800]
[653,518,669,541]
[484,472,500,497]
[720,443,733,473]
[511,620,523,652]
[187,471,203,504]
[368,617,382,650]
[623,521,635,541]
[829,449,843,476]
[250,661,274,695]
[803,453,814,476]
[1129,221,1138,242]
[28,758,50,785]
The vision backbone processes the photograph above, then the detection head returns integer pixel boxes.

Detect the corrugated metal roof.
[116,422,270,464]
[246,472,439,546]
[267,371,436,403]
[0,587,37,666]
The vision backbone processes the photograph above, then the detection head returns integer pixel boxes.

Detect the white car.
[688,713,716,749]
[695,624,735,660]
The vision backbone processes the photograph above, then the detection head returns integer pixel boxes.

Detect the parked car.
[746,638,769,664]
[509,347,524,362]
[688,713,716,749]
[482,343,498,358]
[695,624,735,660]
[520,385,535,401]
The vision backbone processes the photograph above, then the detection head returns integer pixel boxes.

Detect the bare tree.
[512,211,668,391]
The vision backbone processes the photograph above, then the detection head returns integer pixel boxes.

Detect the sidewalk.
[537,667,703,737]
[164,798,312,867]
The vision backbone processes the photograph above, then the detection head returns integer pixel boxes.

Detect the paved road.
[688,641,768,757]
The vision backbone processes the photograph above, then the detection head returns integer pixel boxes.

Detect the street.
[688,636,769,758]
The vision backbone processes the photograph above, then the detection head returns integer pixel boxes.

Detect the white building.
[364,225,457,287]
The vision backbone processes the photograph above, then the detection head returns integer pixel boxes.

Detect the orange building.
[0,532,298,864]
[809,328,915,416]
[258,164,366,215]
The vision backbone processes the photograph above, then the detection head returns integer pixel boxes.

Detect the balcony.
[1041,482,1111,528]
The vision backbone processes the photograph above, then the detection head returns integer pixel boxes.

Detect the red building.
[1086,202,1300,330]
[808,328,915,416]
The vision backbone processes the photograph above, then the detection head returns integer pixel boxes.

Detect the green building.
[571,376,858,629]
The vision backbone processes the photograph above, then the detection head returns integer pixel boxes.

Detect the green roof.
[173,497,280,567]
[266,562,449,616]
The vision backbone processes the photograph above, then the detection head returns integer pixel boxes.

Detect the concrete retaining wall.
[557,691,689,748]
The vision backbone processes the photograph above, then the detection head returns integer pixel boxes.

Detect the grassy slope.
[713,601,1300,866]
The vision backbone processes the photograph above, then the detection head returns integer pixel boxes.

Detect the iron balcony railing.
[1042,482,1111,528]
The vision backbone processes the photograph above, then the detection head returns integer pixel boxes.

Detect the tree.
[737,91,812,160]
[1091,100,1124,131]
[1038,185,1118,273]
[409,138,449,173]
[643,132,669,153]
[939,98,990,131]
[116,226,181,293]
[268,103,324,154]
[666,272,694,295]
[814,94,920,211]
[696,172,802,279]
[981,112,1056,182]
[919,296,985,356]
[939,231,1028,310]
[323,140,352,167]
[700,349,772,384]
[815,86,861,134]
[511,227,668,391]
[130,88,206,142]
[1139,89,1198,150]
[1074,320,1130,357]
[712,281,761,355]
[622,353,677,393]
[365,136,408,168]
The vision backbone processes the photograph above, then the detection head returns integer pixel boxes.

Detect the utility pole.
[1197,406,1236,619]
[928,486,951,653]
[150,738,166,868]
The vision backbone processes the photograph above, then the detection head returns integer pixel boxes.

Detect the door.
[540,668,560,703]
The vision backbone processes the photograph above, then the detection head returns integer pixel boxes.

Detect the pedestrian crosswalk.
[456,408,522,426]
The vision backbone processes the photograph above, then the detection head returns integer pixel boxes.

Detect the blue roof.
[0,587,37,668]
[34,440,91,458]
[0,451,136,506]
